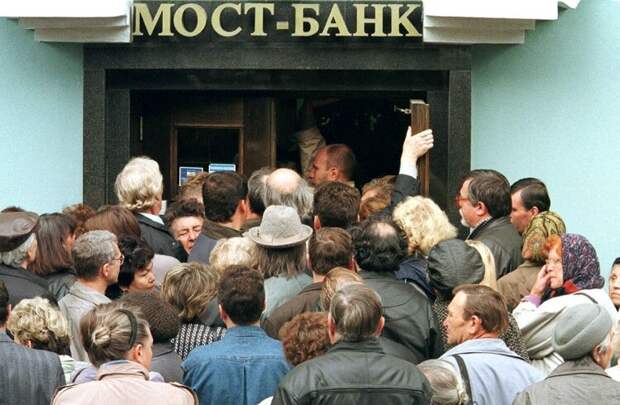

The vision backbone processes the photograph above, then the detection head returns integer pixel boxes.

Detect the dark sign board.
[132,1,423,42]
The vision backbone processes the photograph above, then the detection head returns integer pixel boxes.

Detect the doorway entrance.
[132,91,428,201]
[85,43,471,225]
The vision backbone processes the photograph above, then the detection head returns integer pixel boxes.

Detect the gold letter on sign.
[212,3,243,37]
[244,3,275,36]
[133,3,174,36]
[291,4,320,37]
[319,4,351,37]
[389,4,421,37]
[173,3,208,37]
[353,4,387,37]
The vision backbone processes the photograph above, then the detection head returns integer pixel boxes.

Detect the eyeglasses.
[455,194,470,208]
[111,254,125,265]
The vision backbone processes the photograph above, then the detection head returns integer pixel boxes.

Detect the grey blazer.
[0,331,65,405]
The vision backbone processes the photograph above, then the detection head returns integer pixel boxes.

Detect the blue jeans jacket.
[182,326,290,405]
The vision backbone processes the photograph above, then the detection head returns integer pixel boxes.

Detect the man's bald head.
[264,168,313,219]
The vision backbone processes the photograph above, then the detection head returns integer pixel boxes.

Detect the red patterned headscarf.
[542,233,604,301]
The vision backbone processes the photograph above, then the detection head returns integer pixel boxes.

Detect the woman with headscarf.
[512,233,617,375]
[428,239,529,360]
[498,211,566,311]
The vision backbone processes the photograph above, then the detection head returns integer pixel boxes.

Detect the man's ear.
[327,313,338,344]
[237,199,248,217]
[375,316,385,336]
[530,206,540,216]
[348,256,356,272]
[313,216,321,230]
[101,263,110,279]
[474,201,489,217]
[469,315,483,335]
[218,304,228,323]
[328,167,339,181]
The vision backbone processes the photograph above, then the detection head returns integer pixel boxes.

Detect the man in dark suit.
[0,280,65,405]
[457,170,523,277]
[0,211,50,306]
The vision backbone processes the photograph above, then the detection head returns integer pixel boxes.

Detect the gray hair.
[573,332,613,367]
[264,169,313,219]
[247,167,273,216]
[257,244,305,279]
[329,284,382,342]
[0,234,36,268]
[72,230,117,280]
[418,360,468,405]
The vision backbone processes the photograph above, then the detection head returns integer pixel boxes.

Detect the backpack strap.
[453,354,473,404]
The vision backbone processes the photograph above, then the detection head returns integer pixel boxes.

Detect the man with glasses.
[456,169,522,278]
[59,230,121,361]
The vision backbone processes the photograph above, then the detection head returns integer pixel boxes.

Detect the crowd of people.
[1,126,619,405]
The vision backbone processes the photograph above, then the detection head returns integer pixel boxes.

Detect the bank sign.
[132,1,423,41]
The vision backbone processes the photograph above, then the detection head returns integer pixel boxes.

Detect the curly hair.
[164,198,205,226]
[393,196,457,256]
[209,237,258,274]
[6,297,70,355]
[120,235,153,278]
[162,262,220,323]
[62,203,96,238]
[280,312,330,366]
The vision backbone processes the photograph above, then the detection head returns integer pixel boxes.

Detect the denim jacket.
[182,326,290,405]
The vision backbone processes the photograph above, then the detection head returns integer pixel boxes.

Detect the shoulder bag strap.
[453,354,473,404]
[574,292,597,304]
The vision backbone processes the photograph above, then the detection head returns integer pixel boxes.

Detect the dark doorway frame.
[83,42,471,224]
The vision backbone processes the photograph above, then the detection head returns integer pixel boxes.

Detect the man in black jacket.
[188,171,248,264]
[354,216,443,363]
[272,284,432,405]
[457,169,522,277]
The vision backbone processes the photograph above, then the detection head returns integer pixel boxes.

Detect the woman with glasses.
[513,233,617,375]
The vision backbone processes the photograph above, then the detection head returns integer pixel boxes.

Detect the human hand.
[530,265,552,297]
[400,127,434,167]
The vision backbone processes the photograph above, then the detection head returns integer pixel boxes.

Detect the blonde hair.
[393,196,457,256]
[115,157,163,212]
[209,237,258,274]
[465,240,498,291]
[80,302,150,367]
[161,262,220,322]
[320,267,363,311]
[6,297,70,354]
